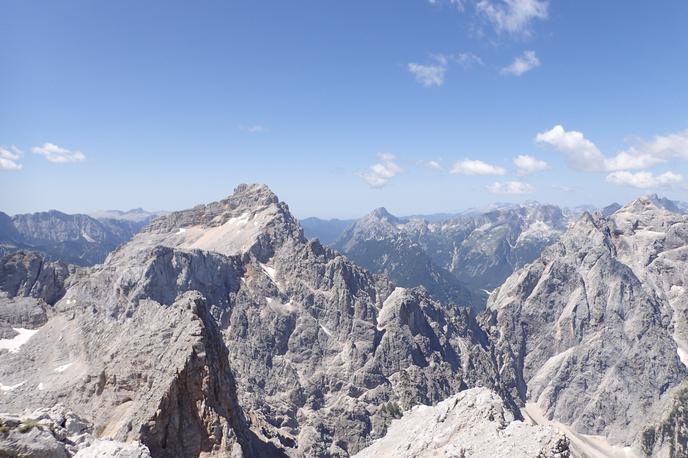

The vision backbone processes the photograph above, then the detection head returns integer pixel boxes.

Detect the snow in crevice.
[0,381,26,391]
[54,362,73,373]
[319,324,333,337]
[260,263,277,282]
[0,327,40,353]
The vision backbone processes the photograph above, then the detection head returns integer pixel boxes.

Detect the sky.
[1,0,688,219]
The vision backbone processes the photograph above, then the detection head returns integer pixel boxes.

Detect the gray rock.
[0,184,511,457]
[483,197,688,452]
[2,210,155,266]
[333,203,572,310]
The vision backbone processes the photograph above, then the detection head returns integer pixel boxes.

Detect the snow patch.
[81,231,96,243]
[265,297,296,314]
[0,327,39,353]
[176,227,187,234]
[37,383,46,391]
[54,362,73,373]
[677,347,688,368]
[319,324,333,337]
[0,381,26,391]
[260,263,277,282]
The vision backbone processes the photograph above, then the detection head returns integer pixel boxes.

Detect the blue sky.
[1,0,687,218]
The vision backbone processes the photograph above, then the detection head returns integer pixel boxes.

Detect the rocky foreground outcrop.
[483,197,688,455]
[354,387,570,458]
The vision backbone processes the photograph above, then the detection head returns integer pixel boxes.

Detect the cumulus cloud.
[477,0,548,36]
[535,125,685,172]
[501,50,540,76]
[0,146,23,171]
[487,180,535,194]
[357,153,403,188]
[605,171,683,189]
[408,55,448,87]
[513,154,549,175]
[451,159,506,175]
[32,143,85,163]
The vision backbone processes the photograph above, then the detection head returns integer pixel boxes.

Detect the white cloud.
[428,0,466,10]
[605,171,683,189]
[0,146,23,171]
[513,154,549,175]
[420,160,444,171]
[408,61,447,87]
[408,52,482,87]
[451,159,506,175]
[501,50,540,76]
[32,143,85,163]
[454,52,484,69]
[357,153,403,188]
[239,124,266,134]
[477,0,549,36]
[487,180,535,194]
[535,125,678,172]
[620,129,688,161]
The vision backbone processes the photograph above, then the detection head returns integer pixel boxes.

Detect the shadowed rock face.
[482,197,688,451]
[0,251,74,305]
[0,251,77,339]
[0,184,512,457]
[333,208,474,309]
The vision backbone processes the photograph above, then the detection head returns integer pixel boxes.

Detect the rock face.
[353,387,570,458]
[640,381,688,457]
[0,251,77,339]
[0,184,514,457]
[333,204,570,310]
[0,251,75,305]
[0,404,152,457]
[483,197,688,454]
[0,210,161,266]
[333,207,473,308]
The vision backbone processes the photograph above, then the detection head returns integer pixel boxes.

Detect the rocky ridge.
[333,203,571,309]
[0,209,162,266]
[354,387,570,458]
[482,197,688,455]
[0,184,513,457]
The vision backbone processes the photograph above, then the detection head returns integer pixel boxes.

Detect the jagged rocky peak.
[132,183,303,259]
[644,193,688,214]
[368,207,400,222]
[483,196,688,455]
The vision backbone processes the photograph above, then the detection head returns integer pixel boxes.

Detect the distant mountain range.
[0,209,165,265]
